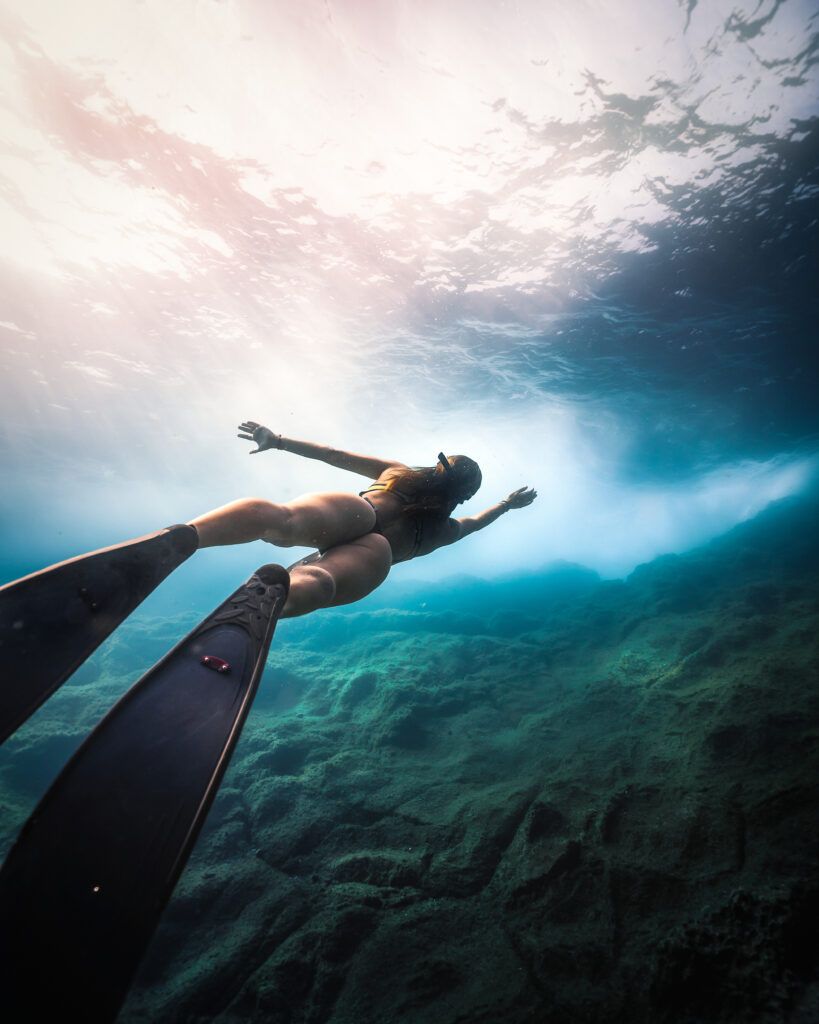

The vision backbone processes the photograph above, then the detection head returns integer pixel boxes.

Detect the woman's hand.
[503,486,537,509]
[237,420,282,454]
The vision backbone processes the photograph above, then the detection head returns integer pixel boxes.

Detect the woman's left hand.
[237,420,281,454]
[504,486,537,509]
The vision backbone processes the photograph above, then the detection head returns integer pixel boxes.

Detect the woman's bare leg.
[189,492,376,550]
[282,533,392,618]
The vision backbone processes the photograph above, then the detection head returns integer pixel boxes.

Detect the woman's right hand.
[237,421,281,454]
[503,486,537,509]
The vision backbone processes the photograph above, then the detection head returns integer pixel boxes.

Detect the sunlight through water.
[1,0,817,581]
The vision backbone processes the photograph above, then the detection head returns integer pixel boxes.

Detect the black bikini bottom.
[314,495,385,558]
[360,494,385,535]
[360,495,422,562]
[312,495,422,564]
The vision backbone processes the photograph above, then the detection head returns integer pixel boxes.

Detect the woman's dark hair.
[389,455,482,515]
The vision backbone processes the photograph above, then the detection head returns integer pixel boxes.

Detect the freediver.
[187,420,538,619]
[0,424,536,1008]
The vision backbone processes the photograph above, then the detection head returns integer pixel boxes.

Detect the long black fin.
[0,562,289,1023]
[0,523,199,743]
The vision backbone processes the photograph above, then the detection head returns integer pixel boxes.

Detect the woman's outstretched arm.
[455,486,537,539]
[237,420,407,479]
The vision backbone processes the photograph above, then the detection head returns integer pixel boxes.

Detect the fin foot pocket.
[0,524,199,744]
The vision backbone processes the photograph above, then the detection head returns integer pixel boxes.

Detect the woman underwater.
[188,420,538,619]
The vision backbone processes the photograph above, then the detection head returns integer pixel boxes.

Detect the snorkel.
[437,452,482,504]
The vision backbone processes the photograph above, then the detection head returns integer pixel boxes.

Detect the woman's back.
[359,466,458,563]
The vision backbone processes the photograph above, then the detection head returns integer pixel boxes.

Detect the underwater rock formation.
[2,489,817,1023]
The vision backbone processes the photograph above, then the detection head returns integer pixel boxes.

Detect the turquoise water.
[1,1,818,1021]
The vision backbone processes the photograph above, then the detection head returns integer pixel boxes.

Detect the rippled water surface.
[1,0,817,579]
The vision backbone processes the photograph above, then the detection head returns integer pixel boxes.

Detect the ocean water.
[1,2,818,1022]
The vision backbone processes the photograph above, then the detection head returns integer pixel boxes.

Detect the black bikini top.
[358,480,413,503]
